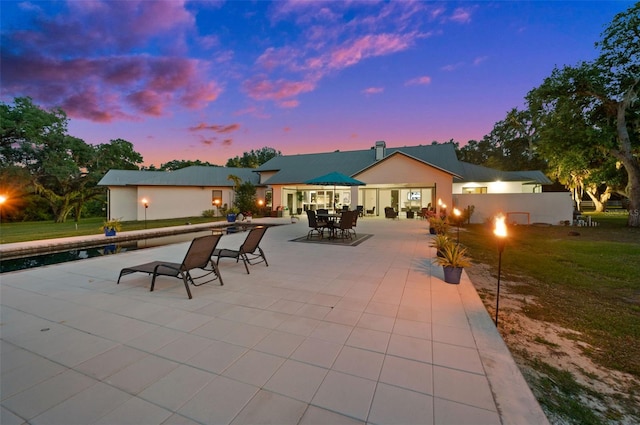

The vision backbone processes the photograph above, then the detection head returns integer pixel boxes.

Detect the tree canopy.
[526,4,639,225]
[226,147,281,168]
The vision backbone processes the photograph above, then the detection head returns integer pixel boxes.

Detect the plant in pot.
[102,218,122,236]
[428,216,449,235]
[429,234,451,258]
[227,206,240,222]
[433,242,471,284]
[296,191,304,215]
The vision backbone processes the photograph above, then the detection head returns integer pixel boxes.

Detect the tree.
[160,159,218,171]
[226,147,281,168]
[457,109,547,172]
[0,97,146,222]
[526,4,640,225]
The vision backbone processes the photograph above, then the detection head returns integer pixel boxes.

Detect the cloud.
[449,7,472,23]
[243,76,316,107]
[473,56,488,66]
[222,139,233,147]
[362,87,384,95]
[0,1,219,122]
[405,75,432,86]
[189,123,241,133]
[441,62,464,72]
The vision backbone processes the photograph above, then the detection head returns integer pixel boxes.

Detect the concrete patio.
[1,217,548,424]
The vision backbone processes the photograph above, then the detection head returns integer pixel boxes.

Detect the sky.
[1,1,635,167]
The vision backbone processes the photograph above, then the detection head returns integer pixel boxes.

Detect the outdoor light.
[142,198,149,229]
[453,207,461,244]
[493,213,508,326]
[0,194,6,224]
[258,199,264,206]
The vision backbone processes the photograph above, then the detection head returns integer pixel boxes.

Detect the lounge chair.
[117,234,223,299]
[213,226,269,274]
[366,206,375,216]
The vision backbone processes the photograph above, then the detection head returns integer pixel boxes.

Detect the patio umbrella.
[303,171,366,209]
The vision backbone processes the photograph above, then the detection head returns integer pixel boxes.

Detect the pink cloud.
[243,76,315,107]
[450,7,472,23]
[1,1,219,122]
[328,33,414,70]
[441,62,464,71]
[222,139,233,147]
[362,87,384,95]
[405,75,432,86]
[189,123,240,133]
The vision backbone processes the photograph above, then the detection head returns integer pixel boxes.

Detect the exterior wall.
[355,155,454,208]
[453,181,532,194]
[108,186,237,221]
[454,192,574,225]
[109,187,138,221]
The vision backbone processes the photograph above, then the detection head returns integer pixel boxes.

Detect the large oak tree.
[526,4,639,226]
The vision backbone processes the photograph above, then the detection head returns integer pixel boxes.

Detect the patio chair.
[366,206,375,216]
[306,210,327,239]
[385,207,399,219]
[350,209,359,237]
[117,234,223,299]
[334,210,355,240]
[356,205,364,217]
[213,226,269,274]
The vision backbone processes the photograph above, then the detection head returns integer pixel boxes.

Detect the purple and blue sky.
[1,1,634,167]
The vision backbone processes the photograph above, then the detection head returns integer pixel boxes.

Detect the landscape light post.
[142,198,149,229]
[493,214,507,326]
[453,207,461,244]
[0,195,6,234]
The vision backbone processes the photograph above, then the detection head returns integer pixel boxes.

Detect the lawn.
[0,216,227,244]
[461,214,640,376]
[460,213,640,423]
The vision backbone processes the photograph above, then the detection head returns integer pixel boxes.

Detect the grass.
[0,216,228,244]
[461,214,640,376]
[460,213,640,423]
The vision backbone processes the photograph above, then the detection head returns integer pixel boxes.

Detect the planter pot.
[104,228,116,237]
[296,208,303,215]
[406,211,415,219]
[227,213,237,223]
[443,266,463,284]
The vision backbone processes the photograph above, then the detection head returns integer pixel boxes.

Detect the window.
[212,190,222,206]
[462,187,487,194]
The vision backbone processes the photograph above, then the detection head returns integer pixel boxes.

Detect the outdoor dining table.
[316,212,341,239]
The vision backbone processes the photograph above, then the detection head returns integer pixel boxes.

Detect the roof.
[256,142,465,184]
[98,166,260,187]
[455,162,552,184]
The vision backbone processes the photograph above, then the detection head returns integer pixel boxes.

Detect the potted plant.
[433,243,471,284]
[227,206,240,222]
[296,192,304,215]
[102,218,122,236]
[428,216,449,235]
[429,234,451,258]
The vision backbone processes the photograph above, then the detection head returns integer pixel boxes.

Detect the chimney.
[375,140,386,161]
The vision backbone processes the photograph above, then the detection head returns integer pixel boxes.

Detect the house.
[257,141,572,224]
[100,141,573,225]
[98,166,264,221]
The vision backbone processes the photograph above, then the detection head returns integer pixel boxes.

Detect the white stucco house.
[99,141,573,225]
[98,166,265,222]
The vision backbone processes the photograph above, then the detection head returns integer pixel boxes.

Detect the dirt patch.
[466,263,640,424]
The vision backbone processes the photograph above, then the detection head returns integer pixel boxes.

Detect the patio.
[0,218,547,424]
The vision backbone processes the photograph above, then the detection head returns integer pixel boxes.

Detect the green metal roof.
[256,143,465,184]
[98,166,260,187]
